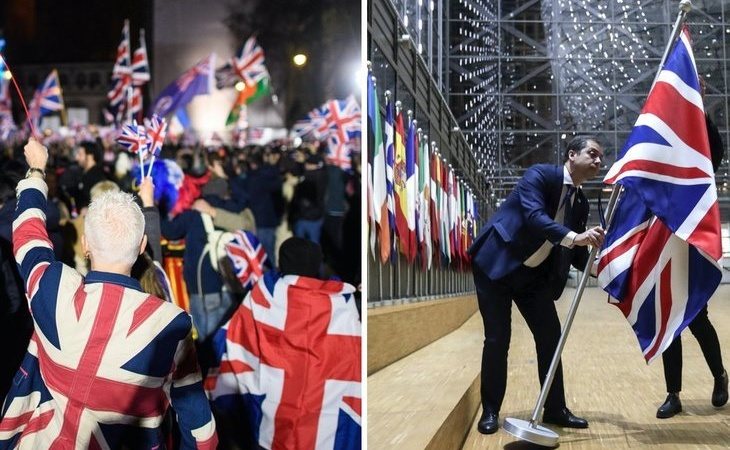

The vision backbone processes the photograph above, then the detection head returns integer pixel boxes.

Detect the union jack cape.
[205,272,361,450]
[1,177,217,449]
[597,28,723,363]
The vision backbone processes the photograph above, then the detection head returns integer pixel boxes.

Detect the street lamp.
[293,53,307,66]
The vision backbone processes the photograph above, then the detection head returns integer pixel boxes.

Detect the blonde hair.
[84,191,145,266]
[90,180,120,201]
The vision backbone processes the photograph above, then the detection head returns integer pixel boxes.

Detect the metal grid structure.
[367,0,730,305]
[449,0,730,217]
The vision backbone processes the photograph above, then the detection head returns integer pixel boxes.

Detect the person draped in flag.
[467,136,605,434]
[205,237,361,450]
[1,138,217,449]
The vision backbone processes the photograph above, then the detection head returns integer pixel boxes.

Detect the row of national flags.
[366,68,477,270]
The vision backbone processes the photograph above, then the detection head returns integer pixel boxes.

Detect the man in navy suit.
[468,135,605,434]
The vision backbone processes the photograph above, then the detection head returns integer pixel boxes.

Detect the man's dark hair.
[78,140,102,164]
[563,135,599,161]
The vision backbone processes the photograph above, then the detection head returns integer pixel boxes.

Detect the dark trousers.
[473,264,566,414]
[661,305,725,393]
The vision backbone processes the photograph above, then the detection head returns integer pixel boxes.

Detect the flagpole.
[503,1,693,446]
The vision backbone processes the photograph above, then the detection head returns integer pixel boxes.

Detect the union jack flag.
[107,76,131,109]
[293,106,328,139]
[132,33,150,87]
[0,76,10,118]
[216,36,269,88]
[129,86,142,116]
[0,77,13,139]
[108,20,132,108]
[205,272,361,450]
[326,135,352,171]
[233,36,269,86]
[1,177,218,449]
[597,28,723,363]
[116,121,148,155]
[144,114,168,157]
[28,70,64,126]
[225,230,268,289]
[321,96,361,146]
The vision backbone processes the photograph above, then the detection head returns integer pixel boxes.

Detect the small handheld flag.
[144,114,168,177]
[117,120,149,179]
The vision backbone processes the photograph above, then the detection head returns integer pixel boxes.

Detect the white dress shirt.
[523,166,579,267]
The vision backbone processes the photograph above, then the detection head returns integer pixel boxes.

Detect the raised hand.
[24,138,49,171]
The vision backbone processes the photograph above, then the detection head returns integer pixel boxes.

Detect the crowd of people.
[0,133,362,448]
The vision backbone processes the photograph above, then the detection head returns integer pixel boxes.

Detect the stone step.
[367,309,483,450]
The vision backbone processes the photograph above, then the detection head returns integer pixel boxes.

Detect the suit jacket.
[468,164,590,296]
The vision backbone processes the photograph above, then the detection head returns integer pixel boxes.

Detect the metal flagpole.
[503,1,693,446]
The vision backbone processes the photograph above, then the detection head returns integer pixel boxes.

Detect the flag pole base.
[503,417,559,447]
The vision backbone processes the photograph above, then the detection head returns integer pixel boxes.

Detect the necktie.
[562,186,576,226]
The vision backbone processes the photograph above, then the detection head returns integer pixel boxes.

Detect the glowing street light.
[234,81,245,92]
[293,53,307,66]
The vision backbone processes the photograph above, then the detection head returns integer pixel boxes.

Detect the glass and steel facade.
[449,0,730,213]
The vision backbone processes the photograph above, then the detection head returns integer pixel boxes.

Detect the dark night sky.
[0,0,361,126]
[0,0,150,64]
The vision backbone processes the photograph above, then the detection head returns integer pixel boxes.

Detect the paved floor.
[463,284,730,449]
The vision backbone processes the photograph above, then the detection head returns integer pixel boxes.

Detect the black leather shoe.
[656,393,682,418]
[542,407,588,428]
[712,370,729,407]
[477,411,499,434]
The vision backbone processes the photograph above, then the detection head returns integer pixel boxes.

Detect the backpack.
[200,213,235,273]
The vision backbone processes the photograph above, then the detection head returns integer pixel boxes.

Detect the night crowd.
[0,133,362,448]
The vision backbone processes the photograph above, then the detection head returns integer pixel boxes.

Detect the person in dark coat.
[468,135,605,434]
[290,153,328,244]
[654,97,728,418]
[243,151,282,266]
[74,140,107,209]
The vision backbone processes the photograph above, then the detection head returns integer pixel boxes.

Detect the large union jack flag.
[205,272,361,450]
[597,28,723,364]
[225,230,268,290]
